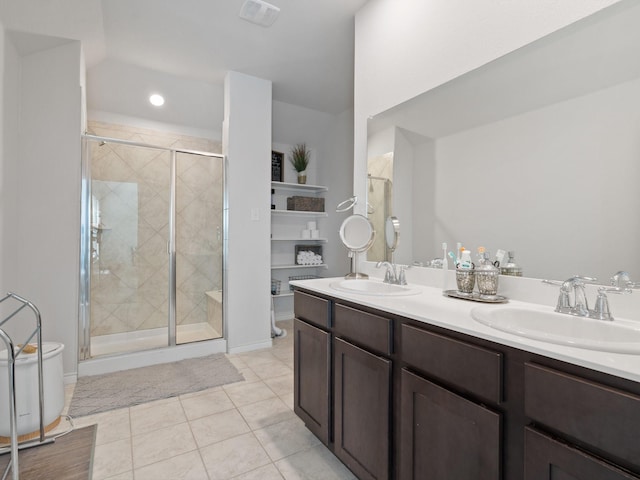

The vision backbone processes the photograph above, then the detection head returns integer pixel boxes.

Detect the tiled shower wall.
[88,121,223,338]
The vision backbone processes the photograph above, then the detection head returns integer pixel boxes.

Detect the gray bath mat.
[68,353,244,417]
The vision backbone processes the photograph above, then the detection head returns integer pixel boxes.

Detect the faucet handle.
[564,275,597,287]
[543,279,572,312]
[398,265,410,285]
[543,276,597,288]
[592,286,632,321]
[599,286,632,295]
[611,271,640,289]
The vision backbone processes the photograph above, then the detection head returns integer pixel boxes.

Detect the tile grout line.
[179,395,213,480]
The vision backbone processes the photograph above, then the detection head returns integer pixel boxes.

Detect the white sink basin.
[471,306,640,354]
[329,279,420,296]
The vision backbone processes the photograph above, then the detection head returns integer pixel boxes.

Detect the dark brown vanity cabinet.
[293,288,640,480]
[294,292,393,480]
[334,337,391,480]
[400,369,501,480]
[333,303,393,480]
[293,291,331,445]
[293,318,330,444]
[399,324,502,480]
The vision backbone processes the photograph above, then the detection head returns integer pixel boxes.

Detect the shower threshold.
[79,327,226,378]
[90,322,221,357]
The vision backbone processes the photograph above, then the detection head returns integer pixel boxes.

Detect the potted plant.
[289,143,310,184]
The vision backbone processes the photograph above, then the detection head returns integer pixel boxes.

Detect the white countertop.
[291,277,640,383]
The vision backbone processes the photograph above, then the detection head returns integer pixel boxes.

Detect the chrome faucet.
[558,276,595,316]
[376,261,408,285]
[544,274,634,321]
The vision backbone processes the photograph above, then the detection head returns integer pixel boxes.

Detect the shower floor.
[90,323,221,358]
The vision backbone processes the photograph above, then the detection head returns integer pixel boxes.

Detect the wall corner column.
[223,71,273,353]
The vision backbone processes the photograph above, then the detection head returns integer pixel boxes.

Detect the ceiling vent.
[239,0,280,27]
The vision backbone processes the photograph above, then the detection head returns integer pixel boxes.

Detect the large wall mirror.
[365,0,640,282]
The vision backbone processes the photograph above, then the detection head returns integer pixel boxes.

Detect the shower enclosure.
[79,134,226,360]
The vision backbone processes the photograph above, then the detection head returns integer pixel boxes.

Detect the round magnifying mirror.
[339,214,375,279]
[339,214,375,252]
[385,216,400,252]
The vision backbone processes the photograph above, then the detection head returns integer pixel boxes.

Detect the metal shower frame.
[79,134,227,361]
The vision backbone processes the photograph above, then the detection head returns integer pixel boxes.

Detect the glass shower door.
[88,141,171,356]
[175,152,224,344]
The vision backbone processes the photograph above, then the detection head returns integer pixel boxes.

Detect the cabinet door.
[294,318,331,445]
[400,369,501,480]
[334,337,391,480]
[525,362,640,468]
[524,428,640,480]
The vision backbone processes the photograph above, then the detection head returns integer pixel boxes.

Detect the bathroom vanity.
[291,278,640,480]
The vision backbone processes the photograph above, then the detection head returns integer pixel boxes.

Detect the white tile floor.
[61,320,356,480]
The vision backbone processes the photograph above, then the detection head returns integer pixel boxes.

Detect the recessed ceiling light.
[149,94,165,107]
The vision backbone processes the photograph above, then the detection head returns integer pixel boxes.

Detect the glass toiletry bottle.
[500,251,523,276]
[476,252,500,296]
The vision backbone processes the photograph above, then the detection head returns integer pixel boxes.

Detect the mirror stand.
[345,251,369,279]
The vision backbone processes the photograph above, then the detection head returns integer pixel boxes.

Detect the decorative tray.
[443,290,508,303]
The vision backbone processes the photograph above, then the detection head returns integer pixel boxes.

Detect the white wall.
[431,77,640,281]
[0,26,21,297]
[0,39,83,378]
[391,129,413,266]
[353,0,623,215]
[367,127,394,158]
[320,108,354,278]
[355,0,622,118]
[272,100,334,185]
[224,71,272,352]
[411,139,436,264]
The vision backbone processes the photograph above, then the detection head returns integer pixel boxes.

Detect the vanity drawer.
[525,362,640,468]
[294,290,330,329]
[401,324,503,404]
[334,303,392,356]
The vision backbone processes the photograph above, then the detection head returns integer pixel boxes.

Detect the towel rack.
[0,293,53,480]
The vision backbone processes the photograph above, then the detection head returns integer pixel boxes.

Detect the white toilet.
[0,342,65,440]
